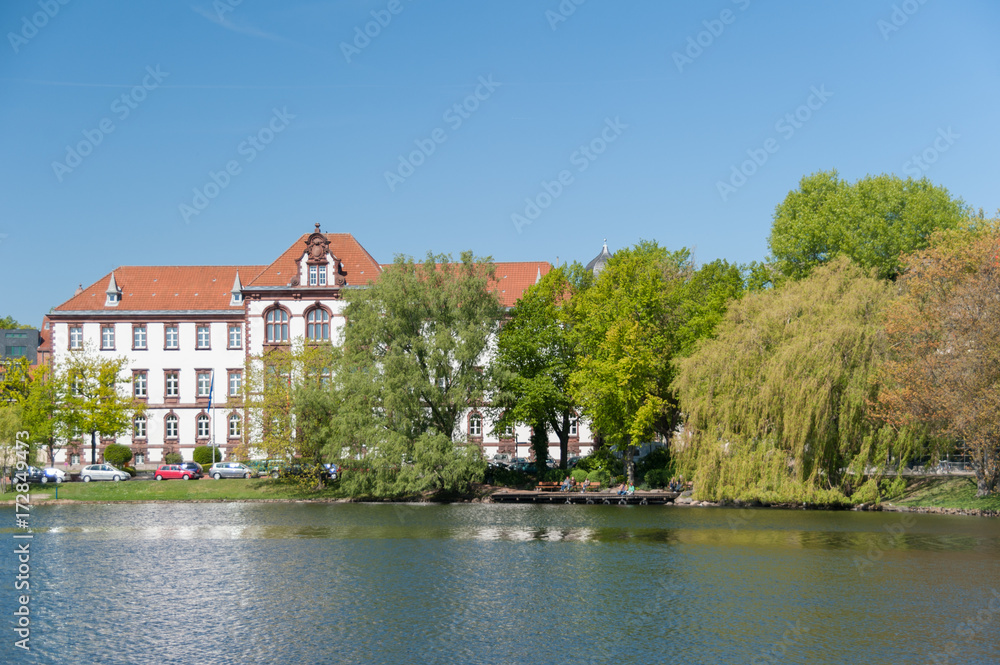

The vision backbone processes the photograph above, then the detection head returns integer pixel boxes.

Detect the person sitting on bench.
[560,475,573,491]
[580,478,591,492]
[617,482,628,496]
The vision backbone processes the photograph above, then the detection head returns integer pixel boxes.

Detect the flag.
[207,370,214,412]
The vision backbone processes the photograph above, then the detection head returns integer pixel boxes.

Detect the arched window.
[228,413,242,439]
[197,414,210,439]
[165,414,178,439]
[265,308,289,343]
[306,308,330,341]
[133,416,147,439]
[469,412,482,438]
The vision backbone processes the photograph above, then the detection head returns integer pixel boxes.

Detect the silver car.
[81,464,130,482]
[208,462,255,480]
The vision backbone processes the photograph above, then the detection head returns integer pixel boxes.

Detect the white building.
[46,226,594,466]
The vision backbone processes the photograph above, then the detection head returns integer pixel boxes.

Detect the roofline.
[48,310,246,318]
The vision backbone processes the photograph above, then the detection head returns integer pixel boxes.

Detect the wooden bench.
[581,482,602,492]
[536,482,562,492]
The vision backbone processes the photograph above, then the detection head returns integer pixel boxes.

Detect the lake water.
[3,502,999,665]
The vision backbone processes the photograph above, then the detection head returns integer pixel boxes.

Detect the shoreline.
[3,493,997,517]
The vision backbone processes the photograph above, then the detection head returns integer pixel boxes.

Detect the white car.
[40,467,66,483]
[81,464,131,482]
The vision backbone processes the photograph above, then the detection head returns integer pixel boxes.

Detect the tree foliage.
[240,340,336,461]
[878,227,1000,496]
[59,345,140,464]
[769,170,967,280]
[333,252,498,497]
[491,265,585,469]
[673,258,923,503]
[193,445,223,466]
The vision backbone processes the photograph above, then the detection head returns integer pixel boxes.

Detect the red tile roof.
[379,261,552,308]
[247,233,383,287]
[52,265,265,313]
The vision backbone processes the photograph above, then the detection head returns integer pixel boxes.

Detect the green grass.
[894,477,1000,511]
[5,477,346,502]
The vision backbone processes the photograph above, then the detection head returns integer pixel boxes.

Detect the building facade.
[46,226,594,466]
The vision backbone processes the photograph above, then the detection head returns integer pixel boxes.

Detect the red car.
[154,464,198,480]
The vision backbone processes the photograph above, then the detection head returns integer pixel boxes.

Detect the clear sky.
[2,0,998,327]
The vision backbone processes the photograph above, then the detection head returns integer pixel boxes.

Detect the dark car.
[271,462,338,481]
[177,462,203,479]
[10,466,46,484]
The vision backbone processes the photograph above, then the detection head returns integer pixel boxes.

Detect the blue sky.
[2,0,998,327]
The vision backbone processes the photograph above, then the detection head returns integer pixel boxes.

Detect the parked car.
[178,462,203,479]
[81,464,131,482]
[153,464,198,480]
[40,467,66,483]
[270,462,338,481]
[10,466,46,484]
[208,462,256,480]
[246,459,283,477]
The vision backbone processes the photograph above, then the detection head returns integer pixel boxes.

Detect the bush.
[123,466,137,477]
[586,469,610,487]
[636,448,672,477]
[193,445,223,466]
[645,469,670,488]
[576,445,622,476]
[163,452,183,465]
[571,468,589,483]
[103,444,133,468]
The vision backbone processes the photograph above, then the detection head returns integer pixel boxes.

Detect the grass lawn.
[894,477,1000,511]
[5,477,346,502]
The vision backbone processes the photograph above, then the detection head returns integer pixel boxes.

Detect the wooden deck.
[489,489,680,505]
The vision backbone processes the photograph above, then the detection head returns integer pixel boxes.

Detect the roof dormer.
[105,272,122,306]
[231,270,244,306]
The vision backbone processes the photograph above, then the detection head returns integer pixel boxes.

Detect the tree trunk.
[530,422,548,472]
[625,436,634,485]
[558,413,569,470]
[90,431,97,464]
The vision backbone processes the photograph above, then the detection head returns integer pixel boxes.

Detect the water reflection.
[3,504,998,665]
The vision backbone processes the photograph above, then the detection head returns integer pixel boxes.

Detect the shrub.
[645,469,669,488]
[193,445,223,466]
[103,444,133,469]
[586,469,610,486]
[163,452,183,465]
[122,466,137,477]
[571,468,589,483]
[636,448,672,477]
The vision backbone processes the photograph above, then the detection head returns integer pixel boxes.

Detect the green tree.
[673,258,924,503]
[241,340,337,462]
[20,365,67,466]
[0,315,33,330]
[60,345,140,464]
[334,251,500,497]
[103,443,133,468]
[569,241,694,483]
[768,170,967,280]
[0,357,32,404]
[491,265,588,470]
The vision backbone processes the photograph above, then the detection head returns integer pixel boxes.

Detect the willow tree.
[333,251,499,497]
[673,258,921,503]
[878,227,1000,496]
[769,170,966,280]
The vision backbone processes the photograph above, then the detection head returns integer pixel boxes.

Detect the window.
[70,453,80,465]
[306,308,330,341]
[69,326,82,349]
[197,371,212,398]
[469,413,482,437]
[134,371,147,398]
[265,309,289,343]
[197,414,210,438]
[165,414,178,438]
[318,267,327,286]
[7,332,27,338]
[436,376,447,389]
[135,453,145,465]
[165,325,179,349]
[228,414,241,438]
[229,370,242,397]
[101,325,115,350]
[228,324,242,349]
[197,325,210,349]
[133,324,146,349]
[569,416,579,437]
[502,424,514,439]
[165,371,179,399]
[6,346,26,357]
[309,265,318,286]
[133,416,146,439]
